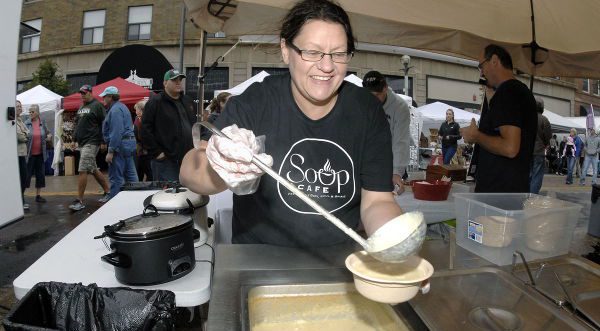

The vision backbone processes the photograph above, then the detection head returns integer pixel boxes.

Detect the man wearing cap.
[68,85,111,211]
[141,69,195,181]
[101,86,138,199]
[362,70,411,195]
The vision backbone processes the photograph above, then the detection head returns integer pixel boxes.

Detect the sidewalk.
[23,172,107,198]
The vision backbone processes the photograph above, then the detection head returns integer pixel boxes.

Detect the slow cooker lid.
[112,213,192,237]
[149,187,208,210]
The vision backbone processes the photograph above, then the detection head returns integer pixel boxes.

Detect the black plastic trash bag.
[3,282,176,331]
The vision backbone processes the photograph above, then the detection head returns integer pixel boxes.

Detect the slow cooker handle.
[101,252,132,268]
[143,204,159,217]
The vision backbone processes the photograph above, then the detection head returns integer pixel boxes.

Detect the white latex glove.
[206,124,273,192]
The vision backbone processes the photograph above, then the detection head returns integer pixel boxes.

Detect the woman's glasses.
[288,42,353,64]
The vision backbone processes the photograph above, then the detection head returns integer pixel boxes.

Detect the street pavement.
[0,171,598,328]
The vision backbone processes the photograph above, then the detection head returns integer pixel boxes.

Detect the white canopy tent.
[16,85,63,176]
[214,70,270,97]
[565,116,600,132]
[16,84,61,140]
[416,102,479,135]
[17,85,62,113]
[542,110,586,134]
[213,71,417,106]
[343,73,363,87]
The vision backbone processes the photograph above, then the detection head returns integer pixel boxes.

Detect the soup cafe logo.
[278,138,355,214]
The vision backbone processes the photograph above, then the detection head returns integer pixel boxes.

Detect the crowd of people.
[15,0,599,235]
[16,68,229,212]
[545,128,600,186]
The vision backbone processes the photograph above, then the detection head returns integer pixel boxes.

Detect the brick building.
[17,0,599,117]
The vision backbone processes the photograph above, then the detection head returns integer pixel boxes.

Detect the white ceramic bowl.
[345,251,434,304]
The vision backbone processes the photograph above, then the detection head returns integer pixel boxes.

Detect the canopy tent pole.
[196,38,241,121]
[523,0,548,90]
[196,30,207,122]
[178,3,186,73]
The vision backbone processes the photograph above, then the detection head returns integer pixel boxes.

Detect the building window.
[128,5,152,41]
[17,80,32,94]
[583,79,590,93]
[66,73,97,94]
[207,31,226,38]
[20,19,41,53]
[384,74,413,97]
[185,67,229,102]
[595,80,600,96]
[82,10,105,45]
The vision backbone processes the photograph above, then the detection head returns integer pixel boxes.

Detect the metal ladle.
[199,121,426,263]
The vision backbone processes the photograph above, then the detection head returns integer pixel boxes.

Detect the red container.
[411,180,452,201]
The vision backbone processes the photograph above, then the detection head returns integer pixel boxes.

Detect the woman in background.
[564,135,577,185]
[438,109,461,164]
[16,101,30,210]
[25,104,52,203]
[207,92,231,124]
[133,99,152,181]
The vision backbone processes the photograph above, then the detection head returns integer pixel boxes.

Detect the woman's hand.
[205,125,273,190]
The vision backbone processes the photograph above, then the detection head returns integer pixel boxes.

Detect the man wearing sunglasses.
[461,44,537,193]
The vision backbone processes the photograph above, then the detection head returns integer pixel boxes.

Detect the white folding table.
[13,190,214,307]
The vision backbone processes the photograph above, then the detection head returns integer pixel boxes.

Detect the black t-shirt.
[438,121,461,147]
[475,79,537,193]
[210,73,393,247]
[74,98,105,146]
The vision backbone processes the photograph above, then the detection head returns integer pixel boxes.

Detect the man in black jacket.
[141,69,196,181]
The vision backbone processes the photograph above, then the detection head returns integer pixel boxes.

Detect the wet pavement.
[0,172,598,329]
[0,174,105,329]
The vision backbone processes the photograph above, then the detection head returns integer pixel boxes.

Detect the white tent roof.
[543,110,586,133]
[416,102,478,140]
[215,71,417,107]
[17,85,62,113]
[417,102,479,126]
[343,74,363,87]
[214,70,270,97]
[565,116,600,132]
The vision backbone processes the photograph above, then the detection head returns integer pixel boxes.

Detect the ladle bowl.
[366,212,427,263]
[199,121,426,263]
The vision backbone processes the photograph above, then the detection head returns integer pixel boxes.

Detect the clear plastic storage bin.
[453,193,582,265]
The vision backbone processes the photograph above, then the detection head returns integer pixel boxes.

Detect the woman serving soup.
[180,0,404,248]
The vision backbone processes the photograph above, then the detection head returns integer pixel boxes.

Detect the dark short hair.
[280,0,355,54]
[362,70,386,92]
[535,96,544,114]
[110,94,120,101]
[484,44,513,70]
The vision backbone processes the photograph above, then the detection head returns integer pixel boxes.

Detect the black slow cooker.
[143,187,210,247]
[95,208,196,285]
